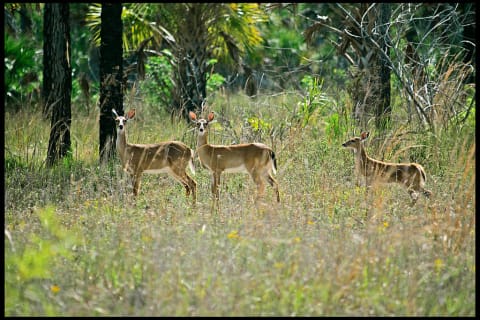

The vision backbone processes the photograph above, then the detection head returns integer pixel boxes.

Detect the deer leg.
[186,174,197,203]
[132,174,142,196]
[422,188,432,198]
[251,171,266,201]
[180,178,193,201]
[407,188,419,204]
[406,177,428,203]
[166,167,186,192]
[212,172,221,200]
[415,178,432,199]
[355,172,361,187]
[183,179,191,197]
[266,173,280,202]
[169,168,197,203]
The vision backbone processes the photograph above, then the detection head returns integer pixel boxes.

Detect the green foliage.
[140,53,174,110]
[5,206,81,315]
[299,74,316,89]
[61,149,74,170]
[267,27,305,67]
[206,59,226,93]
[4,32,41,106]
[296,76,330,128]
[246,115,273,143]
[5,153,28,171]
[207,73,226,93]
[3,3,476,315]
[450,84,476,130]
[86,4,266,66]
[324,113,341,139]
[247,116,272,133]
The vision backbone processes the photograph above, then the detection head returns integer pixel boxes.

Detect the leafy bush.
[140,51,174,111]
[5,206,81,315]
[4,32,41,109]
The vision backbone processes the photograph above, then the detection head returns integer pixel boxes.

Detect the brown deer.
[342,131,432,203]
[189,111,280,203]
[112,108,196,203]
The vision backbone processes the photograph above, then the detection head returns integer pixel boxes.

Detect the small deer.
[342,131,432,203]
[189,111,280,203]
[112,108,197,202]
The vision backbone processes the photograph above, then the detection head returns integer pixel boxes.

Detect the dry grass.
[4,91,475,316]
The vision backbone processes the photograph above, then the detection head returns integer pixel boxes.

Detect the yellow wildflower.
[51,285,60,293]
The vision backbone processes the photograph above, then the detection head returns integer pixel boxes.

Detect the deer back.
[125,141,192,174]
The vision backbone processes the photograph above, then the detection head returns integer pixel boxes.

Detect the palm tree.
[86,3,266,119]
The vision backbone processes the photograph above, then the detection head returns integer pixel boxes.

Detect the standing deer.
[189,111,280,203]
[342,131,432,203]
[112,108,196,203]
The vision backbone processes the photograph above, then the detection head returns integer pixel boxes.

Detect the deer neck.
[355,145,370,175]
[196,132,209,149]
[116,128,128,164]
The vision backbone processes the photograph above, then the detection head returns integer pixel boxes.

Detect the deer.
[342,131,432,204]
[189,111,280,203]
[112,108,197,203]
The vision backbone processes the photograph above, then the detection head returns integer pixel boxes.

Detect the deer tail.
[271,151,277,175]
[418,164,426,183]
[189,149,196,175]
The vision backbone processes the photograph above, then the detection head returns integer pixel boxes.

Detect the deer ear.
[189,111,197,121]
[126,108,136,120]
[112,109,119,118]
[360,131,369,140]
[207,112,215,122]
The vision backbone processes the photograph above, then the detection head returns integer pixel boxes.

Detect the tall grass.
[4,90,475,316]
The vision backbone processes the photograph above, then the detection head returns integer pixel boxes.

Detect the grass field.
[4,91,475,316]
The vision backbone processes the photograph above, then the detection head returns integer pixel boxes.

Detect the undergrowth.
[4,89,475,316]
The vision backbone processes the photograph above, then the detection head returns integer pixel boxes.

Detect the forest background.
[4,3,476,316]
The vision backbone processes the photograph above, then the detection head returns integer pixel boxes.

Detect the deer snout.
[342,142,347,147]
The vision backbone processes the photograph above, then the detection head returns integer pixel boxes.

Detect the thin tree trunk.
[42,6,54,118]
[99,3,123,164]
[375,3,392,129]
[172,4,208,120]
[45,3,72,167]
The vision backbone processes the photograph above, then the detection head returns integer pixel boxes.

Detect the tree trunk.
[42,6,54,118]
[44,3,72,167]
[172,4,208,119]
[338,4,392,130]
[375,3,392,129]
[351,4,391,130]
[99,3,123,164]
[176,46,207,118]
